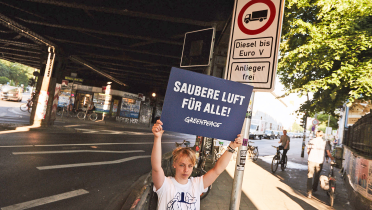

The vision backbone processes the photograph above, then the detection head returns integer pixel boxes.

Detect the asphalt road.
[0,123,195,210]
[0,92,31,124]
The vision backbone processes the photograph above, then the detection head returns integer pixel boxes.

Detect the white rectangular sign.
[224,0,285,91]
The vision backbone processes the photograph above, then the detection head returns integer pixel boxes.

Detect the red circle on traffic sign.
[237,0,276,35]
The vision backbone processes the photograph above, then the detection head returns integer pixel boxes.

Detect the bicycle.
[271,146,287,173]
[20,99,33,113]
[77,110,98,121]
[247,141,259,161]
[56,104,69,118]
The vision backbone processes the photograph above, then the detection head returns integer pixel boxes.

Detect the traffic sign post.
[301,115,307,158]
[312,119,320,126]
[225,0,285,92]
[226,0,285,209]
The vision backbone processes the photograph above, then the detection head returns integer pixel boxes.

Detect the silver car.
[0,86,23,101]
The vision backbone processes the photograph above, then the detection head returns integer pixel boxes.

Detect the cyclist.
[306,130,334,198]
[87,101,95,113]
[278,130,290,165]
[151,120,242,210]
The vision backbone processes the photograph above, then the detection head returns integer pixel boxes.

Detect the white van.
[249,120,266,139]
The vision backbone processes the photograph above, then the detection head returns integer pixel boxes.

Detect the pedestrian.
[325,140,332,163]
[278,129,290,165]
[151,120,242,209]
[306,130,334,198]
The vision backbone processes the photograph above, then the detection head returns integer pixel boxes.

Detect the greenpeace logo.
[184,117,222,128]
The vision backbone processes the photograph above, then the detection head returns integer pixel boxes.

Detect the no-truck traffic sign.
[225,0,285,91]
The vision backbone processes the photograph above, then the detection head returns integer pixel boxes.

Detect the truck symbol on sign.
[244,10,268,23]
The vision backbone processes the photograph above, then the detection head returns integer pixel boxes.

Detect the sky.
[251,75,310,130]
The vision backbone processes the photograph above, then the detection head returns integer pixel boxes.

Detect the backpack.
[319,175,329,191]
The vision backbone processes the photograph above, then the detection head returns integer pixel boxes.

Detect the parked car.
[297,133,304,138]
[287,132,296,138]
[0,86,23,101]
[273,130,280,139]
[263,130,275,139]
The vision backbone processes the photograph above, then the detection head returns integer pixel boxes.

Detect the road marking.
[75,128,153,135]
[7,108,29,116]
[37,155,151,170]
[1,189,88,210]
[0,142,182,148]
[63,124,85,127]
[13,150,145,155]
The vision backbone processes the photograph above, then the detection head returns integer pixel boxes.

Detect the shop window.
[120,97,141,118]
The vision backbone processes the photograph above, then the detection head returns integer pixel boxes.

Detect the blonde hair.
[172,147,196,166]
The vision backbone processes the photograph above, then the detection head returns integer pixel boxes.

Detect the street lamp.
[152,92,156,98]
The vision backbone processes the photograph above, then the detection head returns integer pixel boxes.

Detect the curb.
[120,152,174,210]
[121,172,152,210]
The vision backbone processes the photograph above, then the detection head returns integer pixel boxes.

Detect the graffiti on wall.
[116,116,139,124]
[139,104,152,124]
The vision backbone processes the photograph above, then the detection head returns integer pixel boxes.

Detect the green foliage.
[0,76,9,84]
[292,121,304,132]
[317,122,327,133]
[278,0,372,116]
[316,113,338,129]
[0,59,34,86]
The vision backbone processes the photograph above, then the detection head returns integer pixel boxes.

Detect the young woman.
[151,120,242,210]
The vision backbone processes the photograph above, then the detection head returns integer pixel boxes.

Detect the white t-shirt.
[154,176,204,210]
[307,137,326,164]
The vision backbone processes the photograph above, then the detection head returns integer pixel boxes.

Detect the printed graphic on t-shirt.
[167,192,197,210]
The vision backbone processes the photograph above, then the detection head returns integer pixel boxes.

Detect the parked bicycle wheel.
[271,155,280,173]
[281,156,287,171]
[89,112,98,121]
[253,147,259,161]
[28,107,32,113]
[77,111,86,120]
[20,103,28,112]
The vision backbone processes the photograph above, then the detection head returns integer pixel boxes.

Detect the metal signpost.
[301,115,307,157]
[224,0,285,209]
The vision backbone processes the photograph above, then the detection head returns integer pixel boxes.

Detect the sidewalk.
[201,158,354,210]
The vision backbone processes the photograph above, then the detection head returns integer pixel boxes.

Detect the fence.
[344,109,372,156]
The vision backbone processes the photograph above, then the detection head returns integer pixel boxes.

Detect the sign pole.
[301,115,307,157]
[230,91,255,210]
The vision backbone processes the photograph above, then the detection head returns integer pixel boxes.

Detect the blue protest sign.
[161,67,254,141]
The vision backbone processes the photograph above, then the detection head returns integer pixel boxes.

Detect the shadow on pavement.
[201,170,259,210]
[277,187,318,210]
[250,157,353,210]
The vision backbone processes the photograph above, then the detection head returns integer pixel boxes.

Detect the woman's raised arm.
[151,120,165,190]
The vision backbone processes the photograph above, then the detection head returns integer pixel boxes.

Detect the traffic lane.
[0,131,195,146]
[0,94,31,123]
[0,132,194,209]
[0,154,151,210]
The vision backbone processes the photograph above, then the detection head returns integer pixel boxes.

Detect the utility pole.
[230,92,255,210]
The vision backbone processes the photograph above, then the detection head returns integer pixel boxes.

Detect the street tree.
[292,122,304,132]
[278,0,372,117]
[0,76,9,84]
[0,59,33,86]
[316,113,338,130]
